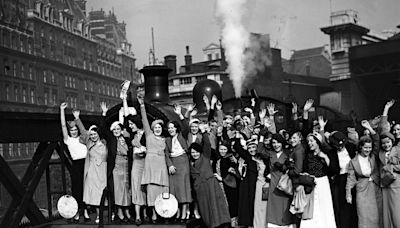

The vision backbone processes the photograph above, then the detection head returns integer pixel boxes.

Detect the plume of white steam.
[216,0,272,97]
[243,33,272,87]
[216,0,249,98]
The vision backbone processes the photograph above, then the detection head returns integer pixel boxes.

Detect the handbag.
[381,167,396,187]
[277,173,293,195]
[223,173,237,188]
[262,182,269,201]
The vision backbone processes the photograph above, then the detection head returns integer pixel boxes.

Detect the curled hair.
[358,136,373,152]
[126,114,143,129]
[189,142,203,154]
[167,120,181,133]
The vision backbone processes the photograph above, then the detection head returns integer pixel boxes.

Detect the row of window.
[169,75,209,86]
[0,142,40,161]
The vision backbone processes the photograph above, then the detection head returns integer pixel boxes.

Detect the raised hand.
[203,94,210,110]
[244,107,253,114]
[259,108,267,120]
[292,102,298,114]
[100,102,108,116]
[267,103,278,116]
[303,99,314,112]
[190,108,198,117]
[318,116,328,130]
[385,99,395,110]
[174,104,182,115]
[251,98,256,107]
[60,102,67,110]
[72,109,80,120]
[361,120,372,130]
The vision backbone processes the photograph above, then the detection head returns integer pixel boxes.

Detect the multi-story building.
[0,0,137,216]
[321,10,400,119]
[0,0,137,115]
[167,34,333,111]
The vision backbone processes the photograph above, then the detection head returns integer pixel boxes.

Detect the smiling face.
[393,124,400,139]
[89,131,99,142]
[381,137,393,152]
[219,145,228,157]
[360,142,372,157]
[248,144,257,156]
[168,123,177,136]
[153,124,163,136]
[190,123,199,135]
[191,148,201,160]
[128,120,138,132]
[290,133,301,147]
[112,124,122,137]
[271,139,283,152]
[307,136,319,151]
[69,126,79,138]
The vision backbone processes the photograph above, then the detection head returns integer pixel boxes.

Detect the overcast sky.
[86,0,400,69]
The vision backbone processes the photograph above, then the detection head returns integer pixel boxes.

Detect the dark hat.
[329,131,347,148]
[271,133,287,145]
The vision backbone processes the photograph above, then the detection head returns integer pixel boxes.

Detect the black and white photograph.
[0,0,399,227]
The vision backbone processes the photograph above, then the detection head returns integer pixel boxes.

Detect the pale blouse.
[171,135,185,157]
[358,155,372,177]
[338,148,351,174]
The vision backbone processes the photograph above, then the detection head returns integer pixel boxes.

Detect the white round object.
[57,195,78,219]
[154,193,178,218]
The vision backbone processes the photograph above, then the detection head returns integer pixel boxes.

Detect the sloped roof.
[203,43,220,51]
[282,46,331,78]
[283,73,331,88]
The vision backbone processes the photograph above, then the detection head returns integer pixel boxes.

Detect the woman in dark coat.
[189,142,230,228]
[328,131,357,228]
[213,138,239,226]
[266,134,295,227]
[233,131,269,227]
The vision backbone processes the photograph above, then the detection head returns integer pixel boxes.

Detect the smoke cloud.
[216,0,249,98]
[216,0,272,97]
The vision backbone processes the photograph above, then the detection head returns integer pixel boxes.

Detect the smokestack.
[139,65,172,103]
[164,55,177,75]
[185,46,192,72]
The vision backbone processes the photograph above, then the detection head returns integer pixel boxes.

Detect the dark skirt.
[169,155,192,203]
[223,183,238,217]
[331,173,358,228]
[71,158,85,210]
[195,177,230,228]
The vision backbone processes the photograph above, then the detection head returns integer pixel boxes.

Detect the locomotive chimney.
[139,65,172,103]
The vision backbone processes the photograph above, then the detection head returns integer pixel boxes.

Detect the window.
[3,59,9,75]
[84,80,87,90]
[29,66,33,80]
[43,70,47,83]
[13,62,17,77]
[168,80,173,86]
[30,88,35,104]
[215,53,220,59]
[179,77,192,85]
[22,88,26,103]
[208,54,212,61]
[21,64,25,78]
[196,75,207,82]
[52,91,57,105]
[6,85,10,101]
[44,91,48,105]
[51,71,55,84]
[14,86,18,102]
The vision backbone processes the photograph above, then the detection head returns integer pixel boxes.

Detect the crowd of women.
[60,82,400,228]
